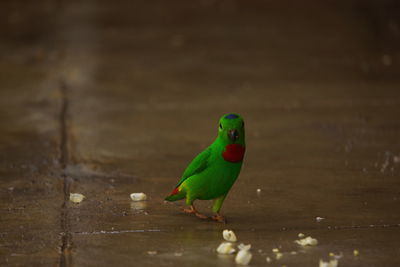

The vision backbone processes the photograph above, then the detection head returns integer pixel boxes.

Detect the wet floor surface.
[1,1,400,266]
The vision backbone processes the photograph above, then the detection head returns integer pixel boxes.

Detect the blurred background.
[1,1,400,266]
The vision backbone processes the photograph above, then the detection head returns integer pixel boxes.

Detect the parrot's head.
[217,113,245,146]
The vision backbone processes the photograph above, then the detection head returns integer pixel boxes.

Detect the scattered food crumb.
[217,242,236,254]
[329,252,343,259]
[238,243,251,251]
[353,249,359,256]
[290,251,297,255]
[319,259,338,267]
[272,248,279,253]
[147,251,157,256]
[235,245,252,265]
[298,233,305,238]
[69,193,85,203]
[130,192,147,201]
[266,256,272,263]
[174,252,183,257]
[394,155,400,163]
[275,252,283,260]
[316,216,325,222]
[258,249,263,253]
[257,188,261,193]
[295,236,318,246]
[223,229,237,242]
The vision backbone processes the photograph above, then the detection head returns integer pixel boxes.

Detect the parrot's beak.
[228,129,239,142]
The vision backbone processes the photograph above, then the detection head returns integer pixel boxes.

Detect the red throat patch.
[222,144,245,163]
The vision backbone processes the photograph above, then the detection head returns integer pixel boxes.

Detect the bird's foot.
[195,212,208,219]
[183,205,208,219]
[211,214,226,224]
[183,206,196,214]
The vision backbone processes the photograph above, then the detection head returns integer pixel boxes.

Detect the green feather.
[177,147,212,187]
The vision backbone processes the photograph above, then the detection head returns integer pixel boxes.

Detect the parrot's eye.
[219,123,223,129]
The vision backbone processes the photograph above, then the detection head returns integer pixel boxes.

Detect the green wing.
[175,146,212,187]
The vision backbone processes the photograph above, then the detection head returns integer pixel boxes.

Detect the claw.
[195,212,208,219]
[211,214,226,224]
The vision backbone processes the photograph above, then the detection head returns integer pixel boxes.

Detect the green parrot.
[165,113,246,223]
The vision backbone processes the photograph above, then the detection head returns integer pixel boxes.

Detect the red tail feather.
[169,187,180,196]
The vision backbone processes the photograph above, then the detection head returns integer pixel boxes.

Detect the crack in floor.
[277,223,400,233]
[66,223,400,236]
[73,229,162,235]
[59,79,71,267]
[325,223,400,230]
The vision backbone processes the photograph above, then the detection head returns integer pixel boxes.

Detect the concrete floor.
[1,0,400,266]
